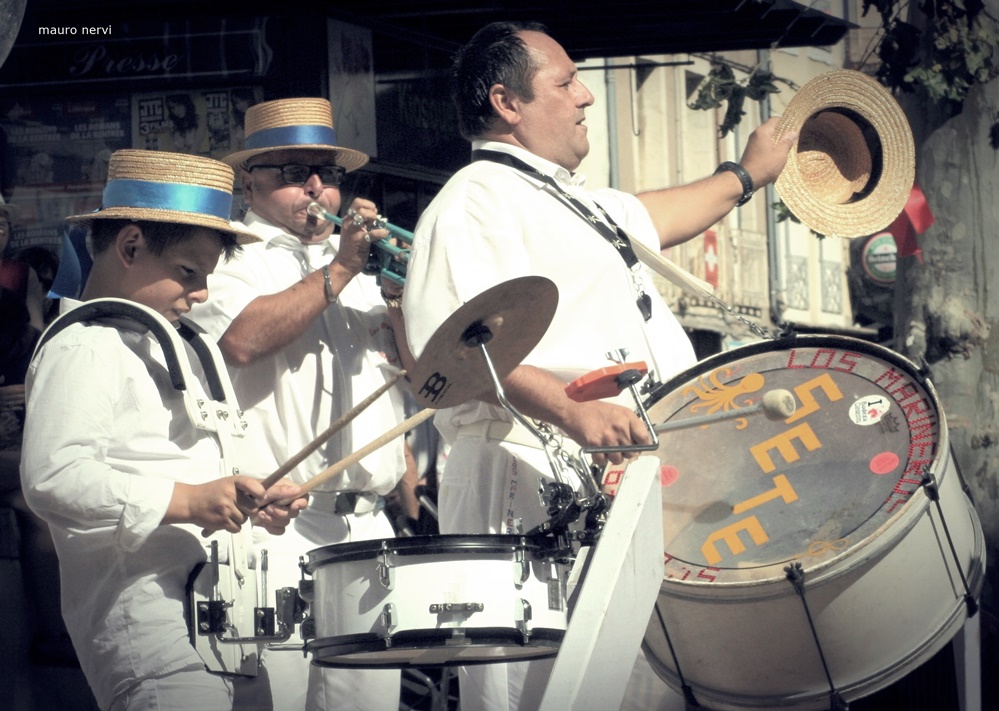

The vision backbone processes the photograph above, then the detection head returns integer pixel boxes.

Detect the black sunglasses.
[248,163,346,187]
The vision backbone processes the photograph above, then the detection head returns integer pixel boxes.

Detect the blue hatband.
[244,124,338,150]
[102,179,232,220]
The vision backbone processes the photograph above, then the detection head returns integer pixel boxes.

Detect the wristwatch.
[380,288,403,309]
[715,161,755,207]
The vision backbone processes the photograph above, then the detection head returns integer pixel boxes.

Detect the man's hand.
[0,383,26,413]
[333,197,390,278]
[558,399,651,467]
[740,116,798,189]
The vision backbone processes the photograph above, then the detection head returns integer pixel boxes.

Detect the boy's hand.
[252,478,308,535]
[167,476,269,536]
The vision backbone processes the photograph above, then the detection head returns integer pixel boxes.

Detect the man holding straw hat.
[189,97,411,711]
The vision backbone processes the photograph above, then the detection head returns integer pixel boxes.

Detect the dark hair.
[15,245,59,290]
[450,21,548,141]
[166,94,199,132]
[89,219,241,262]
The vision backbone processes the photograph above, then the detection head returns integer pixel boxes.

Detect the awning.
[334,0,855,71]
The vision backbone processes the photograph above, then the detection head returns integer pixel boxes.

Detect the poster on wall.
[133,86,263,159]
[0,87,263,254]
[0,95,132,253]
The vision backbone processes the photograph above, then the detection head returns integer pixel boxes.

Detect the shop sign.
[0,18,272,88]
[861,232,897,285]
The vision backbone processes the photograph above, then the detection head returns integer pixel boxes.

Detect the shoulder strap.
[34,299,246,435]
[472,149,653,321]
[472,148,639,268]
[36,299,189,391]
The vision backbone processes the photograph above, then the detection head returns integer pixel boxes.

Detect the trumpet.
[307,202,411,287]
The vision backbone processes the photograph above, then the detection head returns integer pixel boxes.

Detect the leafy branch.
[688,62,781,137]
[863,0,999,144]
[688,3,999,147]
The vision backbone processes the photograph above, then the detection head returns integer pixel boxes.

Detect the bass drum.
[602,335,985,711]
[302,534,570,668]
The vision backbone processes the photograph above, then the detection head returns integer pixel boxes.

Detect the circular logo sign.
[862,233,897,284]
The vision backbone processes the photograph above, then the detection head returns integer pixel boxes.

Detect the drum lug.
[378,550,395,590]
[380,602,397,635]
[514,549,529,586]
[300,615,315,642]
[297,555,314,603]
[515,598,533,641]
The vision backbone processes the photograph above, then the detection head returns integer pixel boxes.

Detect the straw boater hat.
[0,194,18,223]
[223,97,369,172]
[65,150,258,244]
[774,70,915,239]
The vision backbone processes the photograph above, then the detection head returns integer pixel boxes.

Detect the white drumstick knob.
[760,389,796,420]
[653,389,796,433]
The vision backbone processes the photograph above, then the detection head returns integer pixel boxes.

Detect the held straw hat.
[774,70,915,239]
[65,150,258,244]
[0,194,18,223]
[223,97,369,172]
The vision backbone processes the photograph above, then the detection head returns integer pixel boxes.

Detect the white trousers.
[440,430,686,711]
[231,506,401,711]
[438,434,569,711]
[110,663,233,711]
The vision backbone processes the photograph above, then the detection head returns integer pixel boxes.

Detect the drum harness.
[36,299,307,677]
[633,315,982,710]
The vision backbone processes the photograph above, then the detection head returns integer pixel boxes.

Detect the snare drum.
[603,335,985,711]
[302,534,570,668]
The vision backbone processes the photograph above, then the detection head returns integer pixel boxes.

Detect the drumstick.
[298,408,437,495]
[260,371,406,489]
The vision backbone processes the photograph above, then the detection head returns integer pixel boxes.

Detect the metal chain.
[698,291,789,341]
[531,419,592,482]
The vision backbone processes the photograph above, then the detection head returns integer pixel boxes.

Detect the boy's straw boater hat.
[774,69,915,239]
[223,97,369,173]
[65,150,258,244]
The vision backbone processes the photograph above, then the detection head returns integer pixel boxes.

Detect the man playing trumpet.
[189,97,412,711]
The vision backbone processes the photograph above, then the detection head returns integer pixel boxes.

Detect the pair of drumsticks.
[259,370,434,496]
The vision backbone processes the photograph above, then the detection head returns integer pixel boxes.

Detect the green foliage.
[864,0,999,111]
[688,62,780,137]
[688,3,999,146]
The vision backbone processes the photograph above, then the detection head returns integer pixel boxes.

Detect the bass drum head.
[627,335,985,710]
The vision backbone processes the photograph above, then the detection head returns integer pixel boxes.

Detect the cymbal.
[409,276,558,410]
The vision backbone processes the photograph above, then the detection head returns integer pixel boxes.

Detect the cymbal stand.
[460,321,597,542]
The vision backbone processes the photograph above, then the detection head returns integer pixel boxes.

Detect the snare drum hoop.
[307,627,564,668]
[646,335,947,588]
[304,533,568,572]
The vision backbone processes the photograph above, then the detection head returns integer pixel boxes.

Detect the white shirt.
[403,141,697,441]
[20,300,234,710]
[189,212,406,494]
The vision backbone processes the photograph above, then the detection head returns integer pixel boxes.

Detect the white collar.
[471,140,587,188]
